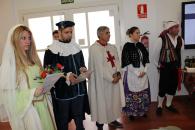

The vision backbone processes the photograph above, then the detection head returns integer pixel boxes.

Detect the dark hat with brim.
[56,21,75,29]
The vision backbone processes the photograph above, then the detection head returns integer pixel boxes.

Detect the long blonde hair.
[11,25,41,83]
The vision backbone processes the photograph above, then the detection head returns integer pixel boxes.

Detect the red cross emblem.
[107,51,115,68]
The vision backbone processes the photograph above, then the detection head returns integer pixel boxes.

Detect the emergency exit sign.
[61,0,74,4]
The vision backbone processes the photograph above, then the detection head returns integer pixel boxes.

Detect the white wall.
[0,0,194,101]
[120,0,158,101]
[0,0,18,64]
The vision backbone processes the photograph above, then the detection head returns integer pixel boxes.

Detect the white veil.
[0,24,23,129]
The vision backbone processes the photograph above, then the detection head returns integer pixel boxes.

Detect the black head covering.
[56,21,75,30]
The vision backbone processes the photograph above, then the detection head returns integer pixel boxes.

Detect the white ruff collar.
[47,40,81,56]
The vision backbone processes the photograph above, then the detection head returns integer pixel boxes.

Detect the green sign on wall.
[61,0,74,4]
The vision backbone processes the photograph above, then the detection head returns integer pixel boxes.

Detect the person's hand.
[112,73,118,78]
[117,72,121,79]
[34,86,44,97]
[138,72,145,78]
[112,75,121,84]
[112,72,121,78]
[80,67,88,74]
[86,71,92,80]
[69,73,79,85]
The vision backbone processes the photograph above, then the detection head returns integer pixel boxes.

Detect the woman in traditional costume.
[121,26,151,120]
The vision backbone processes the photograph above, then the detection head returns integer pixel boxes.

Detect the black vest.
[160,34,182,68]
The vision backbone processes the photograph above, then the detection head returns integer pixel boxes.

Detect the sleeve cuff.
[66,72,72,86]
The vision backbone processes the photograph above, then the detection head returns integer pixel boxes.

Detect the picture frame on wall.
[61,0,74,4]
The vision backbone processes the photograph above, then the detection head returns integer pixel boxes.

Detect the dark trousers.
[51,91,85,130]
[159,64,178,97]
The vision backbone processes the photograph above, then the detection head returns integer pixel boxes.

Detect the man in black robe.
[43,20,90,130]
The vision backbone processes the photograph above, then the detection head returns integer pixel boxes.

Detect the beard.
[64,39,71,43]
[61,37,71,43]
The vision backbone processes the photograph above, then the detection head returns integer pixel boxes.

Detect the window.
[24,5,120,65]
[88,10,115,45]
[26,14,65,64]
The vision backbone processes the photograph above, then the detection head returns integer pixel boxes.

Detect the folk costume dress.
[43,40,90,130]
[88,41,125,124]
[121,40,151,117]
[154,33,184,97]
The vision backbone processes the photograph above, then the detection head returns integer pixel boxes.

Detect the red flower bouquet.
[40,63,64,79]
[37,63,65,93]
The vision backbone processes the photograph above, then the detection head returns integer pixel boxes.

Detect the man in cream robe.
[88,26,125,130]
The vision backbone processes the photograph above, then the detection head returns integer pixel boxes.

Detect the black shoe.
[76,129,85,130]
[156,107,163,116]
[108,120,123,128]
[165,105,178,113]
[128,115,135,121]
[96,122,103,130]
[96,125,103,130]
[97,127,103,130]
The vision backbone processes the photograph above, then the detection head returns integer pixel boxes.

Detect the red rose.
[40,71,47,79]
[57,63,64,70]
[40,63,64,79]
[48,68,54,74]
